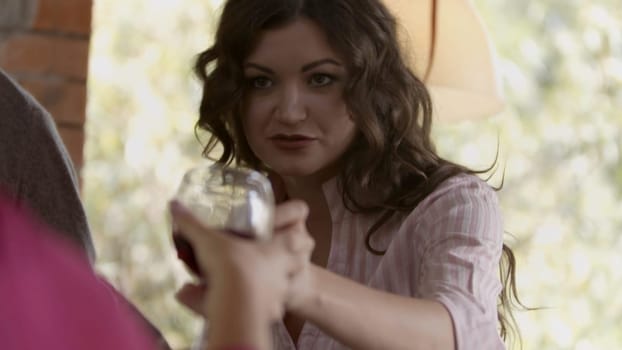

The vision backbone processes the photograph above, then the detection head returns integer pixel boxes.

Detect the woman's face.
[241,17,357,180]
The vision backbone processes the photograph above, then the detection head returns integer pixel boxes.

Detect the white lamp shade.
[385,0,505,122]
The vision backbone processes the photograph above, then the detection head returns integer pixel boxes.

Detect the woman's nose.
[275,84,307,124]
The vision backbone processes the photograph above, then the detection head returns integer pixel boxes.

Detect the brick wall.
[0,0,93,170]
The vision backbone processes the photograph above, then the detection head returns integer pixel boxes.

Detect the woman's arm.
[295,265,455,350]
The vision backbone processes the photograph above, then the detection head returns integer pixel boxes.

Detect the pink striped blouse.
[272,174,505,349]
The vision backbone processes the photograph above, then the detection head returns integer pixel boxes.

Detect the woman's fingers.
[274,200,309,230]
[273,200,313,256]
[279,225,314,254]
[271,227,314,281]
[271,200,315,276]
[175,282,208,316]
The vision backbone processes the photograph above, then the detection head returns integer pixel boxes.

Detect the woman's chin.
[271,165,339,184]
[271,166,315,178]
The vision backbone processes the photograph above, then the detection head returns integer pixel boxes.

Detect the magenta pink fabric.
[0,192,157,350]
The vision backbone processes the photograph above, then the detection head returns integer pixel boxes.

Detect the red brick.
[19,79,87,126]
[33,0,93,36]
[0,33,89,80]
[57,126,85,171]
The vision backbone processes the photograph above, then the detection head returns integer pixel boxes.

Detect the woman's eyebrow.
[244,58,343,74]
[301,58,342,72]
[244,62,273,74]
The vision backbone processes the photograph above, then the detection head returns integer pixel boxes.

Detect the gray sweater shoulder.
[0,69,95,261]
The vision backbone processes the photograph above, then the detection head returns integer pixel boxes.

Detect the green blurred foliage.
[84,0,621,349]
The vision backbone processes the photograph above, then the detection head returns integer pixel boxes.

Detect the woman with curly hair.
[186,0,523,348]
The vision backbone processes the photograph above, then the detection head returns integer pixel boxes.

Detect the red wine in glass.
[173,229,255,277]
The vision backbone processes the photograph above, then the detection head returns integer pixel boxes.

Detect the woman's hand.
[170,199,314,322]
[272,200,316,313]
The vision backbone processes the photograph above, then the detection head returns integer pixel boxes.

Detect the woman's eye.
[309,74,334,87]
[249,77,273,89]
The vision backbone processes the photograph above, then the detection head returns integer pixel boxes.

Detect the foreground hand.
[170,199,314,321]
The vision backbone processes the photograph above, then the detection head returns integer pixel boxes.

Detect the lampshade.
[385,0,505,122]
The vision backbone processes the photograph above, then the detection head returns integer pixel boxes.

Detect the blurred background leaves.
[84,0,622,348]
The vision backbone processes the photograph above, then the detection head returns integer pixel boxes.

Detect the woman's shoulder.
[407,173,500,225]
[425,172,497,204]
[392,173,504,250]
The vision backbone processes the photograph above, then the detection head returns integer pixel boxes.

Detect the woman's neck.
[282,175,326,205]
[279,158,342,203]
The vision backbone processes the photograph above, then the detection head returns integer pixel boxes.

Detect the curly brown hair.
[194,0,527,344]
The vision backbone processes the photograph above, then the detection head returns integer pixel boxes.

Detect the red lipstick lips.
[270,134,316,150]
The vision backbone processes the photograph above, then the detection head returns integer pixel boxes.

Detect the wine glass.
[172,162,275,276]
[171,163,275,350]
